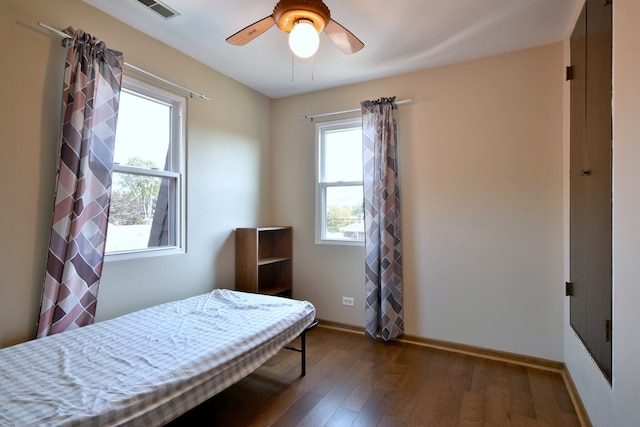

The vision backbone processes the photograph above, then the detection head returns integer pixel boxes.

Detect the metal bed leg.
[285,319,318,376]
[301,330,306,376]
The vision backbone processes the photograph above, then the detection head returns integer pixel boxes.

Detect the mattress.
[0,289,316,426]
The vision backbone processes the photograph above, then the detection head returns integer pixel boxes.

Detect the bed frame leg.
[301,331,306,376]
[285,320,318,377]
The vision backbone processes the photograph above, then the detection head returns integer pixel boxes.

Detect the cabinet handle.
[580,169,591,176]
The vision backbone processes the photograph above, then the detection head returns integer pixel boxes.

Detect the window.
[106,76,186,258]
[315,118,364,245]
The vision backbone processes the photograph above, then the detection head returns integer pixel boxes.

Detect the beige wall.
[0,0,272,347]
[563,0,640,425]
[272,43,565,361]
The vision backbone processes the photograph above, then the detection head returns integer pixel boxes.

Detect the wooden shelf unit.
[235,227,292,297]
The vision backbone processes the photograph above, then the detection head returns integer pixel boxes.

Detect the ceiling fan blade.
[323,18,364,55]
[226,15,276,46]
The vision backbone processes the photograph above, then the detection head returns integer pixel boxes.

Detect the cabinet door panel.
[569,4,587,338]
[584,0,613,380]
[569,0,612,382]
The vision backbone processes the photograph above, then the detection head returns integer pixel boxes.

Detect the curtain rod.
[38,22,211,101]
[299,98,413,121]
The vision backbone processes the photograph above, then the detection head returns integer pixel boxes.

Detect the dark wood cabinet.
[235,227,292,297]
[569,0,612,382]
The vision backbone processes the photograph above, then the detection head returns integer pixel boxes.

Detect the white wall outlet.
[342,297,355,307]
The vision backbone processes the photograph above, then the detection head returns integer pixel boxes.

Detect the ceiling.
[84,0,581,99]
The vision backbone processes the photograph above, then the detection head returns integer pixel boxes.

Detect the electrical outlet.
[342,297,355,307]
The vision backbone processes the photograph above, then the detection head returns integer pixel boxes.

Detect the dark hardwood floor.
[167,326,580,426]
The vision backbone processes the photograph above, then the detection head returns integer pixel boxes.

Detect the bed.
[0,289,316,426]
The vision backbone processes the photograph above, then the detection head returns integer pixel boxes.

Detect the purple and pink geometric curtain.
[36,28,124,338]
[361,96,404,341]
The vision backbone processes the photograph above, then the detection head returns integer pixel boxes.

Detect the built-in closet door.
[569,0,612,382]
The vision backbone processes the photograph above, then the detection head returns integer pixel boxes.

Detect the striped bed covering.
[0,289,316,426]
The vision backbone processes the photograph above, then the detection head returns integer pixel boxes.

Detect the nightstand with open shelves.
[235,227,292,297]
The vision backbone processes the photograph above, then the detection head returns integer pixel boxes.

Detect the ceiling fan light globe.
[289,20,320,58]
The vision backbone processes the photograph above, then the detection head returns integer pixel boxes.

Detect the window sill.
[315,238,364,247]
[105,246,185,262]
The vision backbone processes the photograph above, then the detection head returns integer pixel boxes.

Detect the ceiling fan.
[226,0,364,58]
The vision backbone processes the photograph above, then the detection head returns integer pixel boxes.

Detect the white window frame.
[106,75,187,261]
[315,117,364,246]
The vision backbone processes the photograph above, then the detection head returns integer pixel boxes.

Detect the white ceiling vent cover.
[136,0,180,19]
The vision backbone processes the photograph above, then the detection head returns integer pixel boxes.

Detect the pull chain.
[290,52,316,83]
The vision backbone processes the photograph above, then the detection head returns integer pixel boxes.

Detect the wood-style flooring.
[167,326,581,426]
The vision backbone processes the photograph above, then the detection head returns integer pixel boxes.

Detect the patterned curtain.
[361,96,404,341]
[36,28,124,338]
[148,153,171,247]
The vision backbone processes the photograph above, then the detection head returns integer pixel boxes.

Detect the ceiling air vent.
[136,0,180,19]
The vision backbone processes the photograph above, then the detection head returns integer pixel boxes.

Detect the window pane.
[324,185,364,241]
[323,128,362,182]
[113,91,171,170]
[107,172,173,252]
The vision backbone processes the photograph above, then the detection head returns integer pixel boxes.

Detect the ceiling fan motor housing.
[273,0,330,33]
